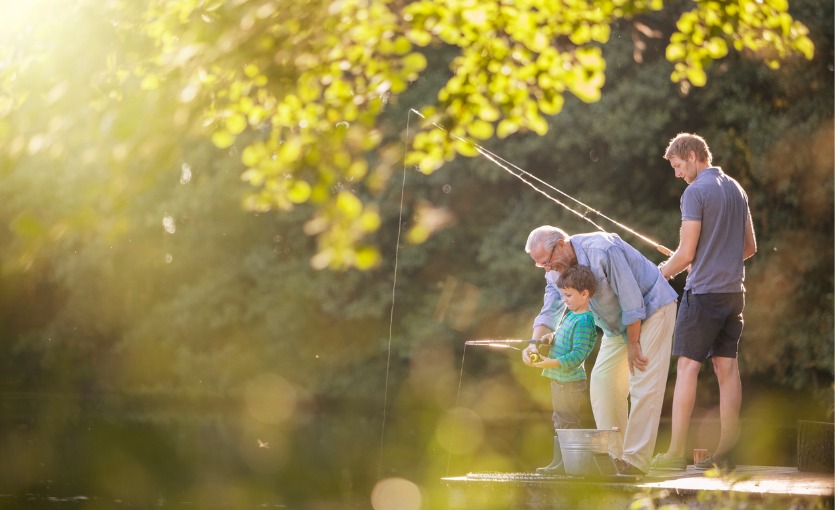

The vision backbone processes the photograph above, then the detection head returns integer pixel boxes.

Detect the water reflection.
[0,382,824,509]
[0,393,380,509]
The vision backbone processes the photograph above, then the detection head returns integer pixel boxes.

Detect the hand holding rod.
[656,244,673,256]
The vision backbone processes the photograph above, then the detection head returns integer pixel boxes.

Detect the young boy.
[525,264,598,474]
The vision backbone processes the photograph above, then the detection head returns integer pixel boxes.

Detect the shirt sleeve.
[533,275,566,330]
[556,315,597,368]
[605,245,647,326]
[681,186,704,222]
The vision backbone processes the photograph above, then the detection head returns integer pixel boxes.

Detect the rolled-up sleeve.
[605,247,647,326]
[533,276,566,330]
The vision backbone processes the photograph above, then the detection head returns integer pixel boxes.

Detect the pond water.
[0,386,819,510]
[0,393,402,510]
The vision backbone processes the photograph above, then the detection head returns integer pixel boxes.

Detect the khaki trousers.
[589,302,676,472]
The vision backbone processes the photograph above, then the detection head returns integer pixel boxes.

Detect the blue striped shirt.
[542,311,597,383]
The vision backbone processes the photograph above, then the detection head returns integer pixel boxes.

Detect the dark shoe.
[694,452,736,470]
[593,453,618,476]
[613,457,646,476]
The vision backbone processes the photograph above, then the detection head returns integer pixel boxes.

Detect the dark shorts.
[673,290,745,362]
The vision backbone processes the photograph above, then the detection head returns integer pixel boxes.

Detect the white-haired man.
[523,226,677,475]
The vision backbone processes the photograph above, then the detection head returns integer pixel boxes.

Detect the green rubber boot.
[536,436,564,475]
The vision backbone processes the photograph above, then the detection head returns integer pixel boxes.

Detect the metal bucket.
[557,429,612,476]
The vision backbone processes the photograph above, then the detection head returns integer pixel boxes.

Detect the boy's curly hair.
[557,265,596,297]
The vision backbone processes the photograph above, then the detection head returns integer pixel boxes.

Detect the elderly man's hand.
[627,340,648,374]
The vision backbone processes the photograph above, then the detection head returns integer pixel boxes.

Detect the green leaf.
[354,246,380,269]
[336,191,362,219]
[393,36,412,55]
[359,210,381,231]
[402,52,427,73]
[243,63,259,78]
[497,118,519,139]
[241,143,265,167]
[453,138,480,157]
[706,37,728,59]
[278,139,303,163]
[467,119,494,140]
[538,92,564,116]
[211,129,235,149]
[686,65,707,87]
[795,35,815,60]
[225,113,247,135]
[529,114,548,136]
[288,180,311,204]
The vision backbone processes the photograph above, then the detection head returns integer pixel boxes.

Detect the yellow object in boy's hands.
[529,352,542,363]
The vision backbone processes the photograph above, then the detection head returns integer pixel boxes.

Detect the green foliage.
[667,0,815,88]
[137,0,428,270]
[0,0,830,505]
[1,0,813,270]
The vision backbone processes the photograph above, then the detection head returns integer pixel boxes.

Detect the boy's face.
[559,286,591,312]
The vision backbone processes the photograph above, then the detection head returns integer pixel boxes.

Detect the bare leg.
[711,356,741,455]
[664,356,702,459]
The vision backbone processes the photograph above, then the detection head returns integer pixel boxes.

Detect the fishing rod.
[465,338,553,349]
[466,339,553,364]
[408,109,674,257]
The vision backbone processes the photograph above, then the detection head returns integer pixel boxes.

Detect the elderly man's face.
[531,239,573,273]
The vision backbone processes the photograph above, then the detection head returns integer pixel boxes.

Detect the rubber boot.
[536,436,564,475]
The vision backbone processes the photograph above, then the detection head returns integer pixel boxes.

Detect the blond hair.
[664,133,712,165]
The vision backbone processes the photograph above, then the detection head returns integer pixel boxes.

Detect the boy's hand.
[539,332,555,345]
[533,357,560,369]
[522,345,537,366]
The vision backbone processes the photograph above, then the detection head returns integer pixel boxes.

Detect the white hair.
[525,226,569,254]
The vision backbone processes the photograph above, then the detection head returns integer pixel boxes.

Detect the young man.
[652,133,757,471]
[525,264,597,475]
[523,226,677,476]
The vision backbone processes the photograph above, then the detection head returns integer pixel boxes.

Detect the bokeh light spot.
[162,214,176,234]
[244,373,297,425]
[180,163,192,184]
[370,477,422,510]
[435,407,484,455]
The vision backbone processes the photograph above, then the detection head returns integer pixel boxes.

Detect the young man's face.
[668,152,698,184]
[559,286,591,312]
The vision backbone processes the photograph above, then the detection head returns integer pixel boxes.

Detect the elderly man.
[523,226,677,475]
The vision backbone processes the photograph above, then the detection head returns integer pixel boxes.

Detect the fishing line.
[408,109,672,255]
[446,344,468,477]
[382,108,671,480]
[377,109,411,479]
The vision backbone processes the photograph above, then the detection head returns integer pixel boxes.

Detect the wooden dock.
[443,465,834,509]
